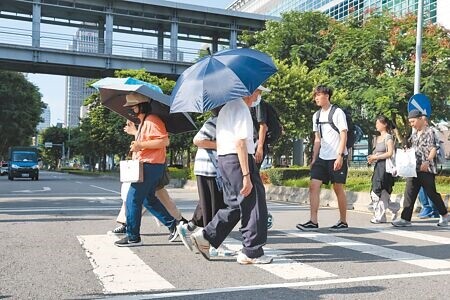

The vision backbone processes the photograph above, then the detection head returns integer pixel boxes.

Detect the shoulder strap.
[328,105,339,134]
[205,149,221,178]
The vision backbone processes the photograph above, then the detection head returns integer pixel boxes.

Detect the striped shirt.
[193,117,218,177]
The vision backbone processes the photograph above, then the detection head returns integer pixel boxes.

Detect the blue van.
[8,147,40,181]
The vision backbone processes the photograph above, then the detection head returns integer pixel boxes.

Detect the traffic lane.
[0,170,122,196]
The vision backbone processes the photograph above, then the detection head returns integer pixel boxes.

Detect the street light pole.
[414,0,424,94]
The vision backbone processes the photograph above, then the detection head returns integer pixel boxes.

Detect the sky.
[25,0,234,125]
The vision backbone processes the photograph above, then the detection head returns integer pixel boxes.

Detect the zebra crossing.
[77,223,450,296]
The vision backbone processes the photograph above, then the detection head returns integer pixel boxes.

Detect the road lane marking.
[105,270,450,299]
[284,230,450,270]
[223,238,337,280]
[89,185,120,194]
[11,187,51,193]
[77,235,174,294]
[0,206,120,213]
[364,227,450,244]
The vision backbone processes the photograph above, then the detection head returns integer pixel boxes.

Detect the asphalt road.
[0,171,449,299]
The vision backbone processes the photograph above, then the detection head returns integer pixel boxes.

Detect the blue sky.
[25,0,234,125]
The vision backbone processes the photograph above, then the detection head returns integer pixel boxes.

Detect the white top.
[193,117,218,177]
[216,99,255,155]
[312,105,348,160]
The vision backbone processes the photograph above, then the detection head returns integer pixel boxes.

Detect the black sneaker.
[329,221,349,232]
[107,224,126,235]
[114,236,142,247]
[168,223,179,242]
[296,220,319,231]
[187,221,197,232]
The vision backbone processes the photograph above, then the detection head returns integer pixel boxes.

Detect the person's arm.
[311,132,321,166]
[334,130,347,171]
[194,139,217,149]
[236,139,253,197]
[255,123,268,163]
[131,136,169,151]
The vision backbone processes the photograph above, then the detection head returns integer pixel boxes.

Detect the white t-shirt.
[217,99,255,155]
[312,105,348,160]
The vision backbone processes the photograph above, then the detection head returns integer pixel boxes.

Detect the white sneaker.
[392,218,412,227]
[437,215,449,227]
[190,230,210,260]
[236,252,273,265]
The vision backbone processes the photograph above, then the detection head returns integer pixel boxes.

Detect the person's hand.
[130,141,141,152]
[309,159,316,169]
[240,175,253,197]
[334,156,343,171]
[255,146,264,163]
[367,154,376,164]
[420,162,429,172]
[124,120,137,135]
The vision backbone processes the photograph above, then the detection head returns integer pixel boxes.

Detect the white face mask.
[251,94,262,107]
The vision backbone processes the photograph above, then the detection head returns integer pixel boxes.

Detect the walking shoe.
[392,218,412,227]
[236,252,273,265]
[168,223,179,242]
[107,224,126,235]
[391,211,399,222]
[190,230,210,260]
[296,220,319,231]
[370,218,386,224]
[114,236,142,247]
[209,244,238,257]
[329,221,349,232]
[187,221,197,232]
[267,212,274,230]
[177,221,193,251]
[437,215,449,227]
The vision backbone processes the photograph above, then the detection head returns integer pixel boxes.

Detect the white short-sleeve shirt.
[216,99,255,155]
[312,105,348,160]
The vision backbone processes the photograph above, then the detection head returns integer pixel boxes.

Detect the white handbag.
[119,159,143,183]
[395,148,417,178]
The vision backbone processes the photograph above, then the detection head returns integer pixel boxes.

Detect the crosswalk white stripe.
[364,227,450,244]
[77,235,174,294]
[223,238,337,280]
[284,230,450,270]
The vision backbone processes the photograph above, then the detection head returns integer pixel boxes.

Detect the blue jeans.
[418,187,439,216]
[126,163,175,240]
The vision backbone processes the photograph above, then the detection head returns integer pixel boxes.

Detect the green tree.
[320,13,450,143]
[0,71,45,159]
[40,126,68,169]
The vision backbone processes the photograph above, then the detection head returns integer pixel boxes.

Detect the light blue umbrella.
[170,48,277,113]
[91,77,196,134]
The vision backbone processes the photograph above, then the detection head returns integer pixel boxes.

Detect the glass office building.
[228,0,446,27]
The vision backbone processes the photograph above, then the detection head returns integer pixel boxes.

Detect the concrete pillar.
[170,15,178,61]
[98,19,105,54]
[157,26,164,60]
[32,0,41,48]
[105,8,113,55]
[212,35,218,53]
[229,20,237,49]
[293,138,304,166]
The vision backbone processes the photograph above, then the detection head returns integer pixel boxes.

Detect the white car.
[0,162,8,176]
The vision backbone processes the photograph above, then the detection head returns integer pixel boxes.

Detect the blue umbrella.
[91,77,196,134]
[169,48,277,113]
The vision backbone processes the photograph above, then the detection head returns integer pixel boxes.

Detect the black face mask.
[127,108,136,116]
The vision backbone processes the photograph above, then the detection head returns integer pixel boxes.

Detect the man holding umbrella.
[190,90,273,264]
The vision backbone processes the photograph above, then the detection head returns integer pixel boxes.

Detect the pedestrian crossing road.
[1,177,449,299]
[74,204,450,299]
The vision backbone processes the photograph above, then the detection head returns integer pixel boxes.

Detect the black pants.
[191,175,226,227]
[204,154,268,258]
[401,172,447,221]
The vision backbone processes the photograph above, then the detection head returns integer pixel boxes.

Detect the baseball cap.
[408,109,425,119]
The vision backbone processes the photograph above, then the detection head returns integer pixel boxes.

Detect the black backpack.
[264,102,283,144]
[315,105,360,149]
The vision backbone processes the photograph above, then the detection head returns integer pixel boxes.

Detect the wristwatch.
[339,153,345,158]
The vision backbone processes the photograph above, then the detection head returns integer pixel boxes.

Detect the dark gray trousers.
[401,172,447,221]
[203,154,268,258]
